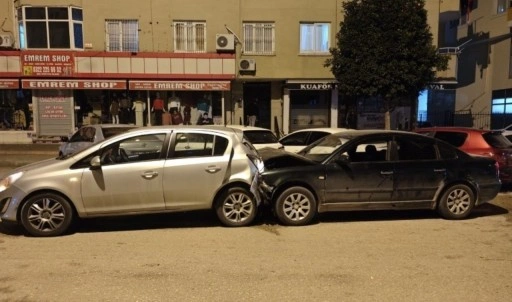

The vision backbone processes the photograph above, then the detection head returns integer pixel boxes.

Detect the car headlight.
[0,172,23,193]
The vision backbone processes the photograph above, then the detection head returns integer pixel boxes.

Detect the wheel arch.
[435,180,478,209]
[17,189,78,221]
[212,181,251,209]
[271,181,319,207]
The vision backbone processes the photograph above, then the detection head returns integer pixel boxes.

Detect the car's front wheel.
[20,193,74,237]
[275,186,317,226]
[215,187,257,227]
[437,184,475,219]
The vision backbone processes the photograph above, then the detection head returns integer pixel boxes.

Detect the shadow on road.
[0,202,508,237]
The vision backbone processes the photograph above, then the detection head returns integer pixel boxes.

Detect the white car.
[279,127,350,153]
[59,124,138,156]
[225,125,283,150]
[496,124,512,142]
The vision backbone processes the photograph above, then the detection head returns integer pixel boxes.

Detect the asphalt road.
[0,150,511,301]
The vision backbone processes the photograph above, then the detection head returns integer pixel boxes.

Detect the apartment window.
[299,23,330,54]
[243,22,275,55]
[173,21,206,53]
[106,20,139,52]
[497,0,508,14]
[17,6,83,49]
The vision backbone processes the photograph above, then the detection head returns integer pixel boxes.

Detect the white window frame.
[17,6,83,50]
[299,22,330,55]
[173,21,206,53]
[105,19,139,52]
[243,22,275,55]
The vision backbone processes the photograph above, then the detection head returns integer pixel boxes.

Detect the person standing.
[132,94,146,126]
[110,98,120,124]
[151,93,165,126]
[246,98,259,126]
[119,93,131,123]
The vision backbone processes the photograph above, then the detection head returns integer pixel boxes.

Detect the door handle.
[205,166,221,174]
[141,171,158,179]
[380,171,393,175]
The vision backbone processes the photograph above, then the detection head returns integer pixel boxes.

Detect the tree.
[325,0,448,129]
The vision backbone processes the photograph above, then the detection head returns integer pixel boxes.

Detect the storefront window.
[0,90,32,131]
[289,90,330,131]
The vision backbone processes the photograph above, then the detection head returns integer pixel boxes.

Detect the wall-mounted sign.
[286,82,334,90]
[21,51,75,77]
[427,83,457,90]
[22,79,127,90]
[129,80,230,91]
[0,79,19,89]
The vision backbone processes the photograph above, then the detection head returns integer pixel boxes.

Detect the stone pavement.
[0,143,60,167]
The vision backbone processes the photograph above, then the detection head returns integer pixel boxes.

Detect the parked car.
[259,130,501,226]
[279,127,350,153]
[225,125,283,150]
[59,124,138,156]
[0,126,264,237]
[415,127,512,184]
[494,123,512,142]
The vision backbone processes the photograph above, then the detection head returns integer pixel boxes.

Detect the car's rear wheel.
[275,186,317,226]
[20,193,73,237]
[215,187,257,227]
[437,184,475,219]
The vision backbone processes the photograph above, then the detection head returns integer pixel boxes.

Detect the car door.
[391,135,446,205]
[80,133,167,214]
[162,131,231,209]
[323,137,395,206]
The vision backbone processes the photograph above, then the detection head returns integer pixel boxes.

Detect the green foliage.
[325,0,448,105]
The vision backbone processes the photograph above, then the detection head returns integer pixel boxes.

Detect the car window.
[301,134,348,162]
[308,131,330,144]
[101,134,166,165]
[482,132,512,148]
[171,133,216,158]
[395,137,436,161]
[243,130,279,144]
[437,141,458,160]
[338,139,388,163]
[280,132,309,145]
[101,127,137,138]
[433,132,467,147]
[69,127,95,143]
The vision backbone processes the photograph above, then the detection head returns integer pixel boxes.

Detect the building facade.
[0,0,449,143]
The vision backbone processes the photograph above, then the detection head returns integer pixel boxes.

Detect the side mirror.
[61,136,69,142]
[90,155,102,170]
[335,154,350,166]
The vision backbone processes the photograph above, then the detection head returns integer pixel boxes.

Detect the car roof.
[415,126,490,133]
[288,127,350,134]
[223,125,274,132]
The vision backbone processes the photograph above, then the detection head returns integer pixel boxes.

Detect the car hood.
[258,148,316,170]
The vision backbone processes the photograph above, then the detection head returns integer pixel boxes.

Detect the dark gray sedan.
[259,130,501,226]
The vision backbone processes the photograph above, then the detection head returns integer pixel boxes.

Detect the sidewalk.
[0,143,60,167]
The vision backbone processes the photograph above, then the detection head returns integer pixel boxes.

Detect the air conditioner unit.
[216,34,235,51]
[0,35,12,47]
[239,59,256,71]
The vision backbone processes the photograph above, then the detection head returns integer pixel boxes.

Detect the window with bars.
[173,21,206,53]
[105,20,139,52]
[17,6,83,49]
[299,23,330,54]
[243,22,275,55]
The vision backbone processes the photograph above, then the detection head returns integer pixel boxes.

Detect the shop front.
[283,80,339,133]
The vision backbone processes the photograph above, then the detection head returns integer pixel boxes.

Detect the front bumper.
[0,185,26,224]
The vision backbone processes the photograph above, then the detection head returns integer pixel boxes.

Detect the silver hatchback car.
[0,126,263,237]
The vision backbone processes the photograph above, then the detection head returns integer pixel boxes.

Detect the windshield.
[243,130,279,144]
[298,134,349,162]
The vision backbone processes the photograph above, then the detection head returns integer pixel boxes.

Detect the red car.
[415,127,512,184]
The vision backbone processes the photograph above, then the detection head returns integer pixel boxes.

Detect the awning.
[129,80,231,91]
[0,79,20,89]
[21,79,127,89]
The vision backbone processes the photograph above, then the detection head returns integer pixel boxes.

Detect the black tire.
[275,186,317,226]
[20,193,74,237]
[215,187,257,227]
[437,184,475,220]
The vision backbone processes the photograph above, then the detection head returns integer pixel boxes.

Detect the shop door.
[243,82,271,129]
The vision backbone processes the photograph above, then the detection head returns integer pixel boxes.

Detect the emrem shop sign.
[22,52,74,77]
[129,80,230,91]
[22,80,127,90]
